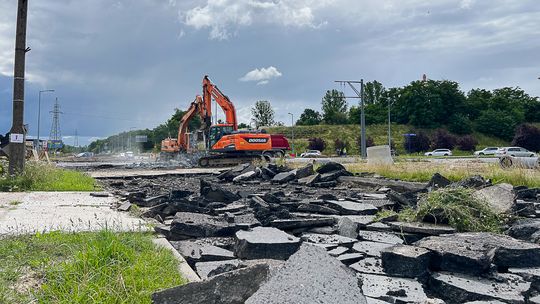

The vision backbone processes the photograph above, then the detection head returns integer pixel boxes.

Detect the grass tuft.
[0,230,185,304]
[398,187,505,233]
[0,161,97,192]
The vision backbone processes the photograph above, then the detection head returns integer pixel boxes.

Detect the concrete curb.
[153,236,201,283]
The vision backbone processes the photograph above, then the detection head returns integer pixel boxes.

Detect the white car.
[300,150,322,158]
[474,147,499,156]
[496,147,537,158]
[424,149,452,157]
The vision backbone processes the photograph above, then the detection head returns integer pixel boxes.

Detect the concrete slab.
[0,192,147,235]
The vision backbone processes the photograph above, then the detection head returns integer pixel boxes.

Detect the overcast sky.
[0,0,539,145]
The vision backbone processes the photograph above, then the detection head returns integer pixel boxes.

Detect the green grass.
[345,162,540,188]
[0,161,97,192]
[0,230,186,304]
[267,124,508,155]
[386,188,505,233]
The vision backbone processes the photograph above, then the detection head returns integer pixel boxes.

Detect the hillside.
[266,124,508,156]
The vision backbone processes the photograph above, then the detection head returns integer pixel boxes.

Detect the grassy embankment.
[0,161,97,191]
[267,124,508,156]
[0,230,186,304]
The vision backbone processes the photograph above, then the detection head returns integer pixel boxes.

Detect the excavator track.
[198,154,270,167]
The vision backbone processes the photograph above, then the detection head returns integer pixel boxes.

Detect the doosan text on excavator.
[161,76,290,167]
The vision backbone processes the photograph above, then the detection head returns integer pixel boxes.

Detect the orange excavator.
[161,76,290,167]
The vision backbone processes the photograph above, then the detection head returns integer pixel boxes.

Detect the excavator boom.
[203,76,238,130]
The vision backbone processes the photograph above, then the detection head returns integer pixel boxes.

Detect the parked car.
[300,150,322,158]
[474,147,499,156]
[424,149,452,156]
[496,147,537,158]
[75,152,94,158]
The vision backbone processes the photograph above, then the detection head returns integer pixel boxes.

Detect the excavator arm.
[203,75,238,130]
[161,95,211,153]
[176,96,204,151]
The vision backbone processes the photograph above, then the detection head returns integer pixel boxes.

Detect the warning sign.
[9,133,24,143]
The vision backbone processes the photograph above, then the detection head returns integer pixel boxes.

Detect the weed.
[374,209,398,222]
[129,204,143,217]
[8,201,22,206]
[398,187,504,233]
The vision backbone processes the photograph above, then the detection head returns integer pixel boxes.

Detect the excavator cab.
[208,124,234,149]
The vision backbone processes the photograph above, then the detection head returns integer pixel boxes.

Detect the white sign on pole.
[10,133,24,143]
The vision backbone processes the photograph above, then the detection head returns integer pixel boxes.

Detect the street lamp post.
[129,127,136,151]
[37,89,55,152]
[288,113,294,156]
[388,99,392,148]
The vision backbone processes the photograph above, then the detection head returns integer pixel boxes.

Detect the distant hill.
[266,124,508,156]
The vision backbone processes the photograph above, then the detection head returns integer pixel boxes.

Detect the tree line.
[294,79,539,141]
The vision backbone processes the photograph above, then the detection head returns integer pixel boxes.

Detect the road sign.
[48,140,63,149]
[10,133,24,143]
[135,135,147,143]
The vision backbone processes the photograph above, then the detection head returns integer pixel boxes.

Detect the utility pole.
[334,79,366,158]
[74,129,78,147]
[9,0,29,175]
[288,113,294,156]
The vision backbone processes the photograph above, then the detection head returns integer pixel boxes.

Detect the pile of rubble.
[101,162,540,304]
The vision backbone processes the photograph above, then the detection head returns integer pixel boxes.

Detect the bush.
[409,187,503,233]
[448,113,473,135]
[403,131,431,153]
[457,135,478,151]
[512,123,540,152]
[307,137,326,151]
[431,129,457,150]
[356,136,375,149]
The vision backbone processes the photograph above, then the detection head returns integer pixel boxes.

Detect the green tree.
[251,100,275,128]
[394,80,466,128]
[465,89,492,120]
[475,109,519,140]
[349,104,387,125]
[364,80,385,104]
[321,89,348,124]
[296,109,322,125]
[238,123,249,129]
[448,113,473,135]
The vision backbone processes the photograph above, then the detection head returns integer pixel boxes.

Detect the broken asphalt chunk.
[234,227,301,260]
[381,244,432,278]
[171,212,236,238]
[245,244,367,304]
[152,264,270,304]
